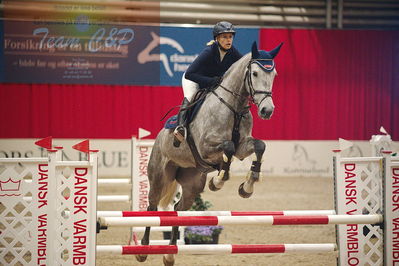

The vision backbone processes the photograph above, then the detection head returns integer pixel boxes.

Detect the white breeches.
[182,74,199,102]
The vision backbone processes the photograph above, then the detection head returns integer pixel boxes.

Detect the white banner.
[0,138,397,178]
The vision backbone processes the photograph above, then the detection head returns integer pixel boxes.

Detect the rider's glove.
[210,76,222,88]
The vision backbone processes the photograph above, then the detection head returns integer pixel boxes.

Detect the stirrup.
[173,126,186,147]
[173,126,186,142]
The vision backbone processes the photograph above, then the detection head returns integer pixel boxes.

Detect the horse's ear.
[251,41,260,59]
[269,42,283,59]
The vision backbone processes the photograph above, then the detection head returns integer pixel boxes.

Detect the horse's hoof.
[238,183,253,198]
[208,177,221,191]
[163,254,175,266]
[135,254,148,262]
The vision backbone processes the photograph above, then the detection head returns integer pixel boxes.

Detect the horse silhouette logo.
[346,144,364,157]
[137,32,184,77]
[292,144,316,168]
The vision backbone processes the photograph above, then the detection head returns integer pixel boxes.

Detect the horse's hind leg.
[136,157,177,262]
[208,140,235,191]
[163,168,206,266]
[236,138,266,198]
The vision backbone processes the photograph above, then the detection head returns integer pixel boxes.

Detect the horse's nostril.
[261,108,267,116]
[260,108,266,116]
[261,108,273,118]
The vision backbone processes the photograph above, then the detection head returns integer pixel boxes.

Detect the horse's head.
[246,41,282,119]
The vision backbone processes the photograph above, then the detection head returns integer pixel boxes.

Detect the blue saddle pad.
[164,97,205,129]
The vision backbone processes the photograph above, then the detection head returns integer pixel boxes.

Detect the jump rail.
[97,210,336,217]
[98,214,383,228]
[97,244,337,255]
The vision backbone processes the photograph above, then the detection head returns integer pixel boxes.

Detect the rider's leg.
[173,74,199,147]
[173,97,190,147]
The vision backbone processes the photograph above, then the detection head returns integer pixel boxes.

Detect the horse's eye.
[252,71,258,77]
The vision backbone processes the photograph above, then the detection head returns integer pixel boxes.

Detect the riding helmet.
[213,21,236,39]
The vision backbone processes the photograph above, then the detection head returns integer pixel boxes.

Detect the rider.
[173,21,242,147]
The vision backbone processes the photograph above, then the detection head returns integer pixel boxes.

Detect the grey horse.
[136,41,282,266]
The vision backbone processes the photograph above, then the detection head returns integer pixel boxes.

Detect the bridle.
[213,59,274,112]
[244,59,274,107]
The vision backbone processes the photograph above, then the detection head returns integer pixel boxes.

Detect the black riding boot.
[173,97,190,147]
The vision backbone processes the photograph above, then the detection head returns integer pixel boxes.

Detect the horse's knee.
[253,139,265,155]
[221,140,235,159]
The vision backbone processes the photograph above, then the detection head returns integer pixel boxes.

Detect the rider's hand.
[211,76,222,87]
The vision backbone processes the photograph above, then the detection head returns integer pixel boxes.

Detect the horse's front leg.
[163,203,187,266]
[135,204,157,262]
[236,138,265,198]
[208,140,235,191]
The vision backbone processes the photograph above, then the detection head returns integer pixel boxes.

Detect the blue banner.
[2,20,160,85]
[0,21,258,86]
[158,26,259,86]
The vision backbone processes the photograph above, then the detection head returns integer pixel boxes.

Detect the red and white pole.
[97,210,336,217]
[99,214,382,227]
[97,244,337,255]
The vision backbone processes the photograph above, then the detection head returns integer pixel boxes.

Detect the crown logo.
[0,178,22,196]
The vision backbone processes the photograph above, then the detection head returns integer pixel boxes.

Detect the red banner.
[0,28,398,140]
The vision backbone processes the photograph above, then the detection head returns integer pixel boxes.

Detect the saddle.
[164,90,207,130]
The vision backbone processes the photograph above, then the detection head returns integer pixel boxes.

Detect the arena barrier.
[1,139,398,265]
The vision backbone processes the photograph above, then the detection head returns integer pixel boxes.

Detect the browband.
[252,59,275,72]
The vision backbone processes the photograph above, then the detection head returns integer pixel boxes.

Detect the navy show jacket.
[185,42,242,89]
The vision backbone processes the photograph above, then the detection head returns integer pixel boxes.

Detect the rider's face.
[217,33,234,50]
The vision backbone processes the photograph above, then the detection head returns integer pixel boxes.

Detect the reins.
[160,89,208,121]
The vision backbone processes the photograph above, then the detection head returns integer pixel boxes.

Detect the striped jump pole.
[97,210,336,217]
[99,214,382,228]
[97,244,337,255]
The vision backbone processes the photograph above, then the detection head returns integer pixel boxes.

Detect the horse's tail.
[159,180,178,209]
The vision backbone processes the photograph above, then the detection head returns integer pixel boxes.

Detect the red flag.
[35,136,52,150]
[72,140,90,153]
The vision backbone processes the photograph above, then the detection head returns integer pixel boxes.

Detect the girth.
[185,127,219,174]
